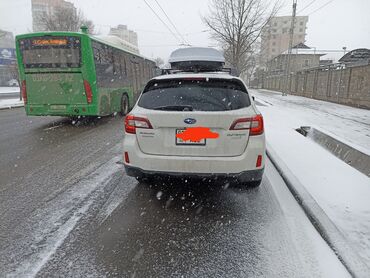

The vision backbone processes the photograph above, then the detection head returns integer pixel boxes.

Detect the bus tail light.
[21,80,27,104]
[229,115,264,136]
[83,80,93,104]
[125,115,153,134]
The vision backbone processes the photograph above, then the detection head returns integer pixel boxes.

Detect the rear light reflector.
[124,152,130,164]
[229,118,250,130]
[83,80,93,104]
[256,155,263,167]
[21,80,27,104]
[229,115,264,136]
[125,115,153,134]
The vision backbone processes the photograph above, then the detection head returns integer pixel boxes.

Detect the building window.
[300,21,304,26]
[304,60,309,67]
[272,29,277,33]
[272,35,276,39]
[284,20,288,24]
[282,28,288,33]
[273,22,277,26]
[299,28,303,32]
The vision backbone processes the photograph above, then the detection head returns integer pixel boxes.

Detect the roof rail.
[160,67,238,76]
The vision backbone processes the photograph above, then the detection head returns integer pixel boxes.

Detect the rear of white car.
[123,73,265,186]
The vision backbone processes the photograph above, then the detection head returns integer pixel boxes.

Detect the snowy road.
[0,109,349,277]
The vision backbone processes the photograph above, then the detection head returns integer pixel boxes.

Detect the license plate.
[50,105,66,110]
[176,129,206,145]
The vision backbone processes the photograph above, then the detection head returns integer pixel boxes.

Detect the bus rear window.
[19,36,81,68]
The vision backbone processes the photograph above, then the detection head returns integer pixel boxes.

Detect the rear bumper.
[125,164,264,183]
[123,133,265,178]
[25,104,98,116]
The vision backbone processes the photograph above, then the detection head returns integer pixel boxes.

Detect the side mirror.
[252,96,255,101]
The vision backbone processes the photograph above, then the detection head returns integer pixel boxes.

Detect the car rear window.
[138,78,251,111]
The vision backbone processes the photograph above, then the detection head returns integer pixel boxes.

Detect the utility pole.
[283,0,297,96]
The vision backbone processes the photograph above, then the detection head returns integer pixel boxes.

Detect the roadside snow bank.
[252,89,370,263]
[0,86,20,94]
[0,98,23,109]
[254,89,370,152]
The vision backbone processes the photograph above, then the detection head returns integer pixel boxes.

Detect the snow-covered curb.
[266,145,370,278]
[0,99,24,110]
[0,86,20,94]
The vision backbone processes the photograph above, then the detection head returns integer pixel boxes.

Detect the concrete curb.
[0,104,24,110]
[266,144,370,278]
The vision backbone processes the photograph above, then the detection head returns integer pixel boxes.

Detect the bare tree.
[203,0,281,75]
[154,57,165,68]
[36,6,94,33]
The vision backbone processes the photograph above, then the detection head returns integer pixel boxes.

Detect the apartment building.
[109,25,138,48]
[260,16,308,66]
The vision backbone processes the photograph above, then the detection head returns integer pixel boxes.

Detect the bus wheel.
[120,94,129,116]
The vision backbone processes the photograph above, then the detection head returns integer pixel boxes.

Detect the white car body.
[123,73,265,185]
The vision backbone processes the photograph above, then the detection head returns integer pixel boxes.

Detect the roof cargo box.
[169,47,225,71]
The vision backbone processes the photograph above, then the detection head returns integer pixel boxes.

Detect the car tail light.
[83,80,93,104]
[256,155,263,167]
[21,80,27,104]
[230,114,264,136]
[125,115,153,134]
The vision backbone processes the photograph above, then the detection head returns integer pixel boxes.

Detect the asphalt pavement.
[0,108,349,277]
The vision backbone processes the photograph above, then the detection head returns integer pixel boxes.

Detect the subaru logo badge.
[184,118,196,124]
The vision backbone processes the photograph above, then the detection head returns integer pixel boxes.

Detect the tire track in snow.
[5,156,122,278]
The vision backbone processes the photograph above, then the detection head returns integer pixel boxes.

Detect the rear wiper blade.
[153,105,194,111]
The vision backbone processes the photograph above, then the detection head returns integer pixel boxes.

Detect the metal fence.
[260,63,370,109]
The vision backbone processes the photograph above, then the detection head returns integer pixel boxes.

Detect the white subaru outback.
[122,72,265,187]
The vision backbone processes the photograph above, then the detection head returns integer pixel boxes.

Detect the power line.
[307,0,335,15]
[142,0,181,43]
[297,0,317,14]
[153,0,190,45]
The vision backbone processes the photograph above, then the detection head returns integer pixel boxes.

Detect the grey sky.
[0,0,369,61]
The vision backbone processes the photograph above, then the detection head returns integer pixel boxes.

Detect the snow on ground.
[0,86,20,94]
[255,89,370,154]
[0,98,23,109]
[251,89,370,263]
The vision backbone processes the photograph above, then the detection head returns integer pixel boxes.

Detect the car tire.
[135,176,153,183]
[248,180,262,188]
[232,179,262,189]
[120,94,129,116]
[135,176,145,183]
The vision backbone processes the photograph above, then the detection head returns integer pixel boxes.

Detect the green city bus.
[15,28,157,117]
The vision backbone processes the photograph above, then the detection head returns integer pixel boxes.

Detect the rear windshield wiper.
[152,105,194,111]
